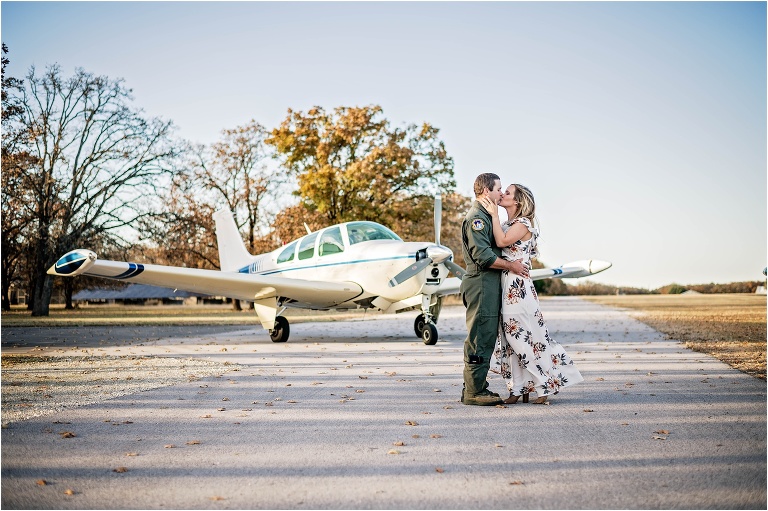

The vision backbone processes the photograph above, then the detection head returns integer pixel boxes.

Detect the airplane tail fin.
[213,209,253,272]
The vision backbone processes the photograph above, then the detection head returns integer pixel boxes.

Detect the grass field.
[582,294,767,380]
[3,294,765,380]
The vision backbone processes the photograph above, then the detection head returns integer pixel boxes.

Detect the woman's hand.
[478,197,498,217]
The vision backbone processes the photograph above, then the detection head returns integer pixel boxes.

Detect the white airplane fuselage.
[233,222,451,311]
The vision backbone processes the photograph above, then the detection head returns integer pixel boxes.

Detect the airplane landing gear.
[414,314,427,338]
[416,295,442,345]
[421,322,438,345]
[269,316,290,343]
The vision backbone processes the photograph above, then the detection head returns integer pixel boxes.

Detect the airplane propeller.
[388,193,465,287]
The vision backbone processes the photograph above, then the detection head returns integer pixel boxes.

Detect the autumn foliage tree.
[1,44,33,310]
[267,105,456,242]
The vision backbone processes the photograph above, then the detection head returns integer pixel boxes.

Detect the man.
[460,173,529,406]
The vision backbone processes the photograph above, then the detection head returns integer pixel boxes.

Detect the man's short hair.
[474,173,500,197]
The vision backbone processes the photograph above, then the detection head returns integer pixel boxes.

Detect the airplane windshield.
[346,222,402,245]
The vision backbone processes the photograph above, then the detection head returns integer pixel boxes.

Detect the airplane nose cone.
[589,260,612,275]
[426,245,452,264]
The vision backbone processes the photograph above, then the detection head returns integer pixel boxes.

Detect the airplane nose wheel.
[269,316,290,343]
[422,323,438,345]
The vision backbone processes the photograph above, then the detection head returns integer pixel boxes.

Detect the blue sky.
[2,1,766,289]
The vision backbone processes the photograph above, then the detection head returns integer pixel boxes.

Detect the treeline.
[533,279,765,296]
[1,46,464,315]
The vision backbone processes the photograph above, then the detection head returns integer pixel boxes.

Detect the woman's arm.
[478,198,529,248]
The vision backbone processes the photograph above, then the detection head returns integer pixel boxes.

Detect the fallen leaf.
[36,480,48,486]
[433,389,442,392]
[200,414,212,418]
[210,496,226,501]
[430,434,442,438]
[393,441,405,446]
[113,467,128,473]
[510,481,524,485]
[654,430,671,435]
[405,421,418,426]
[583,409,594,413]
[387,449,400,455]
[63,489,75,495]
[164,444,176,449]
[186,440,201,445]
[595,377,605,381]
[125,452,139,457]
[443,406,454,409]
[59,431,76,438]
[435,467,445,473]
[412,434,420,439]
[356,389,365,393]
[652,436,667,440]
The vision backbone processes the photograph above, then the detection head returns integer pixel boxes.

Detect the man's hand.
[507,259,529,278]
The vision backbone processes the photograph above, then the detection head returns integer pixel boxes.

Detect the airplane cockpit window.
[319,227,344,257]
[276,241,298,264]
[346,222,402,245]
[298,232,319,260]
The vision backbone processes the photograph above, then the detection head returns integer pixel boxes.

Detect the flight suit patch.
[471,219,485,231]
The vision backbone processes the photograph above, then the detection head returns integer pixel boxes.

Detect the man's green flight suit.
[460,200,503,402]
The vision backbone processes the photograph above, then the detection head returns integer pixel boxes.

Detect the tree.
[8,64,179,316]
[1,43,34,310]
[267,105,456,231]
[191,120,277,253]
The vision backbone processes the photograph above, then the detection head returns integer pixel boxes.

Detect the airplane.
[47,195,611,345]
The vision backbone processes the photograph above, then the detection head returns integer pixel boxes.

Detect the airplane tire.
[414,314,426,338]
[269,316,290,343]
[422,323,438,345]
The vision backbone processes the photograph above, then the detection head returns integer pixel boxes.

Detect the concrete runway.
[2,297,766,509]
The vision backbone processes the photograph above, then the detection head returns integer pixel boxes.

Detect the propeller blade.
[445,260,466,280]
[388,258,433,287]
[434,193,442,246]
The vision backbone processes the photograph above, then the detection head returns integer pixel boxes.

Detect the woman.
[479,184,583,404]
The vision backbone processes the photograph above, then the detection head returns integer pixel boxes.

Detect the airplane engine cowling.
[48,250,97,277]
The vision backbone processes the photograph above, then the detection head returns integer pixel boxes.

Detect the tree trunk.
[64,279,74,309]
[1,287,10,311]
[31,273,52,316]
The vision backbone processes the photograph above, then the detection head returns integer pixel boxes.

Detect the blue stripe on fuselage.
[248,254,414,276]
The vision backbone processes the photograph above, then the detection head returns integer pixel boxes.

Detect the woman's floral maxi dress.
[493,217,584,398]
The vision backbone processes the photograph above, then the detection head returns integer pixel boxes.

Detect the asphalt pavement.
[1,297,765,509]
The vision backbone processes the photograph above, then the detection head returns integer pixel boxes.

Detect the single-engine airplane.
[48,195,611,345]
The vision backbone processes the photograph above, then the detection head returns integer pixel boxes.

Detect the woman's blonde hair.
[510,183,536,225]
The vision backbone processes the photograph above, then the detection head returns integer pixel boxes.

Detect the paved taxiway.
[2,297,765,509]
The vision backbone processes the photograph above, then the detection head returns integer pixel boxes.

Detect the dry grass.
[583,294,767,380]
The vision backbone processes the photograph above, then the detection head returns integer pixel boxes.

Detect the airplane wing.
[531,260,612,280]
[48,250,363,308]
[436,260,611,295]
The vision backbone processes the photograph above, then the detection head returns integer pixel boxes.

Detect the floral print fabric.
[493,217,584,397]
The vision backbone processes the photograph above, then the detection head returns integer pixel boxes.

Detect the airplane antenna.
[304,223,312,235]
